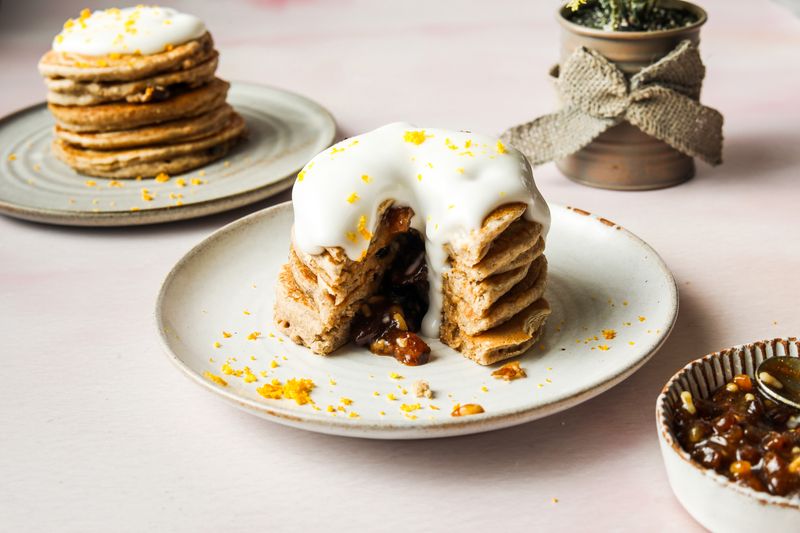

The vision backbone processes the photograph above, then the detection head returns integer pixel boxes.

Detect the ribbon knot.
[502,40,723,167]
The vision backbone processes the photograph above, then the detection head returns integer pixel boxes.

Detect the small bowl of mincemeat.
[656,337,800,532]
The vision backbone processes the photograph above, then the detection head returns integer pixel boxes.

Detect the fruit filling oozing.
[350,228,431,366]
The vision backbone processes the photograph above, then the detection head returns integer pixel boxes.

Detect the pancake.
[276,205,411,339]
[446,256,548,336]
[45,53,219,106]
[447,203,529,267]
[50,78,229,132]
[52,113,245,178]
[440,299,552,366]
[452,218,544,281]
[275,264,354,355]
[38,32,215,82]
[54,104,235,150]
[444,250,543,317]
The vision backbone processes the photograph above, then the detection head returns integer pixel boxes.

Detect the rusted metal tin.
[555,0,707,190]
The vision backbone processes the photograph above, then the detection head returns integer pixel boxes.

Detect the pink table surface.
[1,1,799,531]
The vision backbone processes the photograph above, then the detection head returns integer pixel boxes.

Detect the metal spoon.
[755,357,800,410]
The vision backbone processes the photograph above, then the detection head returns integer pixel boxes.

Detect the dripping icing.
[291,122,550,338]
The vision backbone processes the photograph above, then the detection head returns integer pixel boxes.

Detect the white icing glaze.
[52,6,206,56]
[292,122,550,338]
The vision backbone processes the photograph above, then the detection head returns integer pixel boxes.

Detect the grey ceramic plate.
[0,82,335,226]
[157,202,679,439]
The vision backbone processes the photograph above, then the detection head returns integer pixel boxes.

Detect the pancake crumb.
[413,380,433,398]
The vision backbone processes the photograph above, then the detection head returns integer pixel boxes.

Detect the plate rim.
[0,82,336,227]
[155,201,679,439]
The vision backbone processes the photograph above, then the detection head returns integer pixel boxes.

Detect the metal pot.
[555,0,708,190]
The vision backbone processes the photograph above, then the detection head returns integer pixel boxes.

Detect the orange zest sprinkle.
[357,215,372,240]
[403,130,430,145]
[203,371,227,387]
[256,378,315,405]
[602,329,617,340]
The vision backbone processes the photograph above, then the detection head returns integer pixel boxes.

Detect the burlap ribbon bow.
[502,40,723,166]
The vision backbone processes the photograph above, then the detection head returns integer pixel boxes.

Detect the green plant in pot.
[502,0,723,190]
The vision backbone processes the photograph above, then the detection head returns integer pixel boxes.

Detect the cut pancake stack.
[440,203,550,365]
[275,203,412,355]
[38,32,245,178]
[274,202,550,365]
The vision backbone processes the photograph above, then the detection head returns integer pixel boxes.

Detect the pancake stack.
[275,202,551,365]
[440,203,550,365]
[275,202,411,355]
[37,7,245,179]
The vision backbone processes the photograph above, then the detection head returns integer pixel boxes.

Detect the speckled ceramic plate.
[0,82,335,226]
[156,202,678,439]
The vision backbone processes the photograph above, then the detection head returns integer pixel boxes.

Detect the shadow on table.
[695,130,800,185]
[247,283,717,480]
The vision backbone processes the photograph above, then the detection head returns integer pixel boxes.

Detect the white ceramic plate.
[0,82,335,226]
[157,202,678,439]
